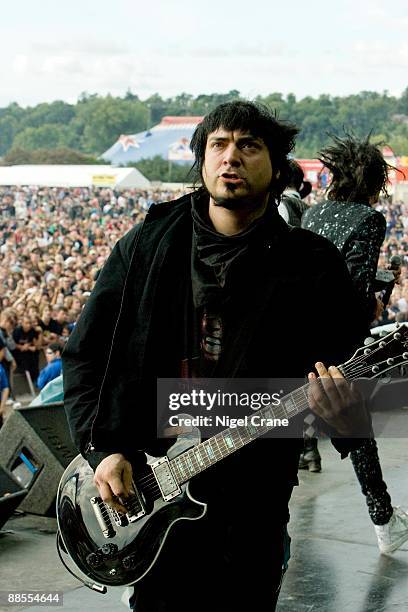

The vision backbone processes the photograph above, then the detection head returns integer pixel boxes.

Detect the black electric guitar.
[56,325,408,592]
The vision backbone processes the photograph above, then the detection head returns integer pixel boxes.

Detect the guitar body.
[57,447,206,587]
[57,326,408,589]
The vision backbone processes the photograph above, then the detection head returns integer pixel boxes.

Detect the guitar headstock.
[340,323,408,380]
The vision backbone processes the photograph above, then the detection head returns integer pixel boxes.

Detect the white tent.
[0,165,150,189]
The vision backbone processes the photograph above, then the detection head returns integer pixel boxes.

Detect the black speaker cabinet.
[0,404,78,516]
[0,465,27,529]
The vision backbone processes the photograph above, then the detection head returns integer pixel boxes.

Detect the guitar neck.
[169,380,314,485]
[168,322,408,485]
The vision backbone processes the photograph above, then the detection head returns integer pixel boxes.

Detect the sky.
[1,0,407,108]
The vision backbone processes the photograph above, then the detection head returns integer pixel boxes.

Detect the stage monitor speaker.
[0,404,78,517]
[0,465,27,529]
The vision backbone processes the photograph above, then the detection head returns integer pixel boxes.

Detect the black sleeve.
[306,237,372,457]
[62,224,142,468]
[342,213,386,322]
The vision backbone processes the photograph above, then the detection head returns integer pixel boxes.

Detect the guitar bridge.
[105,484,147,526]
[90,497,116,538]
[150,456,181,501]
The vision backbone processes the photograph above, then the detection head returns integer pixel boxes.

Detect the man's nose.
[222,144,241,166]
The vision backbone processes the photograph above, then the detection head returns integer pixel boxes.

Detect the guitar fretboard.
[167,323,408,485]
[169,382,313,485]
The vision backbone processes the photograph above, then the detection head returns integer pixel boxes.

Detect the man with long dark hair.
[302,134,408,554]
[63,102,370,611]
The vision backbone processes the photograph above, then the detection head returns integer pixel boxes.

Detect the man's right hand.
[93,453,134,514]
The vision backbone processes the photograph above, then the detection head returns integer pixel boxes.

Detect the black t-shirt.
[13,326,38,346]
[40,318,63,335]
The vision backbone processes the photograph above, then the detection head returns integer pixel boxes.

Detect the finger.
[327,366,352,404]
[97,481,128,514]
[307,373,345,429]
[315,363,342,407]
[122,463,135,497]
[110,474,129,499]
[315,362,329,378]
[307,373,328,418]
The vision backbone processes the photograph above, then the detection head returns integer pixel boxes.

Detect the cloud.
[31,39,130,56]
[165,43,295,59]
[1,34,407,108]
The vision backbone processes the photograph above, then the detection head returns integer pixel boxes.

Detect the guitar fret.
[237,426,250,444]
[175,457,187,481]
[231,429,243,448]
[215,434,226,457]
[171,460,181,482]
[194,448,205,469]
[223,432,235,451]
[204,440,216,462]
[213,435,223,458]
[185,453,195,475]
[282,395,297,417]
[302,385,310,405]
[262,407,273,420]
[189,449,200,474]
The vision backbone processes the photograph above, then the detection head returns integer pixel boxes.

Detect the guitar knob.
[87,552,102,568]
[372,365,380,374]
[101,543,118,558]
[123,553,138,570]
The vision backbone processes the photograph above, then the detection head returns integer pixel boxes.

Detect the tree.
[75,95,149,154]
[1,147,102,165]
[19,101,75,130]
[1,89,408,163]
[13,124,74,150]
[130,156,194,183]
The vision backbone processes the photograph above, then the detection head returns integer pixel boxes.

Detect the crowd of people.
[376,199,408,323]
[0,185,185,414]
[0,182,406,411]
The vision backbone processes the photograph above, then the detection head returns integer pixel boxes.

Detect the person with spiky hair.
[303,134,392,322]
[302,134,408,554]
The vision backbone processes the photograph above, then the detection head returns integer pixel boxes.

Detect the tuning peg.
[372,365,380,373]
[364,336,375,345]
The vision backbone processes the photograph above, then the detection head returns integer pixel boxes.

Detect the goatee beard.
[211,189,269,212]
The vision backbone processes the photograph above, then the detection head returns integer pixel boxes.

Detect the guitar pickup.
[123,485,147,522]
[150,456,181,501]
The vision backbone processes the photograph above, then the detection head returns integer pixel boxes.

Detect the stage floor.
[1,435,408,612]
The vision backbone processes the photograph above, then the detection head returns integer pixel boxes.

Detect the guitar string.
[133,341,407,492]
[341,345,395,375]
[135,369,391,492]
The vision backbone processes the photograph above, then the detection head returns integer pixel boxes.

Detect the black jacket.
[63,192,368,487]
[302,200,386,321]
